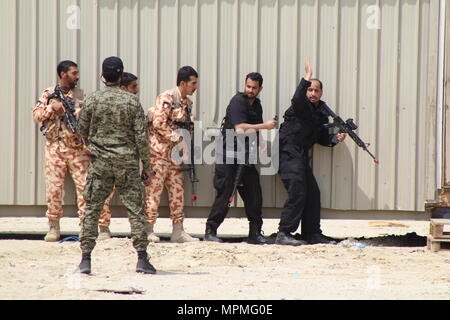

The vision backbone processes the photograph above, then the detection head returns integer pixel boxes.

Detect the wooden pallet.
[427,219,450,252]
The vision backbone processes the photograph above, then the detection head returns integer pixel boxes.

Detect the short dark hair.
[311,78,323,90]
[245,72,263,87]
[57,60,78,79]
[120,72,138,87]
[103,71,122,83]
[177,66,198,86]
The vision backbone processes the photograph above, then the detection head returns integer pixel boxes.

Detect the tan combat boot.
[44,219,61,242]
[97,225,112,240]
[170,222,199,243]
[146,222,160,243]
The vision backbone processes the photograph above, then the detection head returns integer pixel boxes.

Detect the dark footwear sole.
[136,269,157,274]
[79,268,91,274]
[275,240,305,246]
[203,237,223,243]
[246,238,268,245]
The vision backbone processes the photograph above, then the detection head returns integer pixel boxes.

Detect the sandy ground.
[0,217,449,300]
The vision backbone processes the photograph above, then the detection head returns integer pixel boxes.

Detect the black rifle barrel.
[321,103,379,164]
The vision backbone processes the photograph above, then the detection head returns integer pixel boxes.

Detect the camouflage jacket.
[147,87,193,163]
[33,86,85,151]
[78,86,151,170]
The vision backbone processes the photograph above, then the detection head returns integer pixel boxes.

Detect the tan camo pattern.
[33,86,85,152]
[147,87,192,162]
[35,86,110,223]
[144,158,184,224]
[145,88,192,224]
[98,188,115,227]
[44,142,89,220]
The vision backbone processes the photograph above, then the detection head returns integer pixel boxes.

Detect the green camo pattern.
[78,85,150,253]
[78,86,151,170]
[80,153,149,253]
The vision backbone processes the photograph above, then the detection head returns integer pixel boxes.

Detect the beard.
[68,80,77,89]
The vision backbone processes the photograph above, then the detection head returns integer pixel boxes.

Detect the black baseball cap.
[102,56,124,75]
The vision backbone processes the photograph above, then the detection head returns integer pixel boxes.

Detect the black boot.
[275,231,305,246]
[204,224,223,243]
[304,233,336,245]
[79,253,91,274]
[136,251,157,274]
[247,222,267,245]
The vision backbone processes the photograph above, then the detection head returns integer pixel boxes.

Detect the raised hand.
[304,59,313,81]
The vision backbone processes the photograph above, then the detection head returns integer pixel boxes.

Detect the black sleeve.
[257,103,263,124]
[317,115,338,147]
[229,96,248,126]
[291,78,312,118]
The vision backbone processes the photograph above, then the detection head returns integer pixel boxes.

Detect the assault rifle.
[43,85,94,159]
[45,85,78,133]
[173,107,199,202]
[228,115,278,206]
[228,163,246,207]
[320,103,378,164]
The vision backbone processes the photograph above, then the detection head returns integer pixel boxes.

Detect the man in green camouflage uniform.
[77,57,156,274]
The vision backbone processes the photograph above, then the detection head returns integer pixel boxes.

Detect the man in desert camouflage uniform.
[98,72,140,240]
[77,57,155,274]
[145,66,199,243]
[33,60,88,242]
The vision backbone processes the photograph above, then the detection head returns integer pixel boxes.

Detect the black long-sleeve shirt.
[278,78,337,179]
[279,78,337,150]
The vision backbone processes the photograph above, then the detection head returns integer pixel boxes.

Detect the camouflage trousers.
[44,142,89,220]
[80,157,148,254]
[144,158,184,224]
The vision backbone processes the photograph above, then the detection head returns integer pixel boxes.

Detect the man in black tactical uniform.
[204,72,277,244]
[276,61,346,246]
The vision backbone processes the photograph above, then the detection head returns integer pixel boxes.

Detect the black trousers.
[278,142,322,235]
[206,164,263,230]
[278,171,322,235]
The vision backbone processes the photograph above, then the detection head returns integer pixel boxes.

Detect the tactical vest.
[220,93,262,133]
[220,93,262,162]
[280,101,329,150]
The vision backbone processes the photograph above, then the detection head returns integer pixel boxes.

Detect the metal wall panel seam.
[195,0,200,118]
[214,0,222,126]
[12,0,18,204]
[255,0,261,72]
[331,0,341,209]
[373,0,381,210]
[76,0,81,67]
[423,0,438,201]
[436,0,446,189]
[55,0,60,64]
[234,0,240,93]
[134,0,140,75]
[176,0,180,72]
[274,0,284,209]
[413,0,422,211]
[116,0,121,58]
[353,0,361,210]
[94,0,100,91]
[393,0,400,209]
[32,0,39,205]
[156,0,161,99]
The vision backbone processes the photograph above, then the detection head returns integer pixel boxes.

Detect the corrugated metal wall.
[0,0,439,213]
